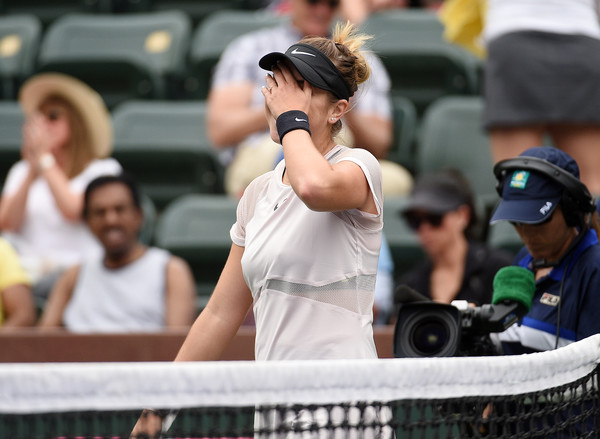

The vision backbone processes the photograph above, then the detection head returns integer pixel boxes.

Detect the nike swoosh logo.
[291,48,316,57]
[295,117,307,122]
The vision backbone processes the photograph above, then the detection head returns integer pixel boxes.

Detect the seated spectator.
[0,237,35,330]
[397,169,512,306]
[0,73,122,305]
[38,174,196,333]
[208,0,412,198]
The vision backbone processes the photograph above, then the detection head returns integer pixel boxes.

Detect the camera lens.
[412,320,449,356]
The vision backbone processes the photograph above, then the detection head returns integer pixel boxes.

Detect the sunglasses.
[307,0,340,8]
[405,212,444,231]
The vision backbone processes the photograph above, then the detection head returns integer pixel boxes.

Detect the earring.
[330,117,336,122]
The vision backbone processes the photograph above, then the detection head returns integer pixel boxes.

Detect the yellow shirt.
[0,238,32,325]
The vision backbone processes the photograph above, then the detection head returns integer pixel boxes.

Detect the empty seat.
[416,96,498,212]
[0,14,41,99]
[382,196,425,278]
[187,9,284,99]
[487,221,523,258]
[0,101,24,190]
[139,193,157,245]
[154,194,238,309]
[0,0,99,28]
[111,100,224,210]
[37,11,191,108]
[389,95,418,173]
[360,10,481,113]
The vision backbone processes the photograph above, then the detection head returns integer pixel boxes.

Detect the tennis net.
[1,334,599,439]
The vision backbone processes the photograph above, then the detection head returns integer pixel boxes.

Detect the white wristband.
[39,153,56,171]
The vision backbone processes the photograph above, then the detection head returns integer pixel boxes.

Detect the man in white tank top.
[38,174,197,333]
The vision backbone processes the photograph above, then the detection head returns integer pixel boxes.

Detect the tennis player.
[131,21,389,438]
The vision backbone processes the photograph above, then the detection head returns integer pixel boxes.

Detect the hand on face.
[21,111,66,167]
[261,63,312,119]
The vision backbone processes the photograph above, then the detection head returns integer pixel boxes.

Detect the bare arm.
[130,244,252,438]
[164,256,197,328]
[37,265,79,329]
[0,169,36,231]
[0,284,36,330]
[207,83,270,148]
[344,110,392,159]
[263,65,378,214]
[174,243,252,361]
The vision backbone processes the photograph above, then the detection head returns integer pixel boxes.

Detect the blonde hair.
[44,95,95,178]
[300,21,372,135]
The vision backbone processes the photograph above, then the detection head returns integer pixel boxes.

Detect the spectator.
[0,73,121,305]
[208,0,411,198]
[0,237,35,330]
[482,0,600,195]
[38,174,196,333]
[132,22,390,437]
[488,146,600,437]
[397,169,512,306]
[489,146,600,353]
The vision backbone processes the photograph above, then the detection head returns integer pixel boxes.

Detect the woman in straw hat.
[0,73,121,304]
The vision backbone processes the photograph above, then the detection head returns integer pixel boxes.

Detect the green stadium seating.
[111,100,224,210]
[0,102,24,190]
[36,11,191,108]
[0,0,101,28]
[0,14,41,99]
[487,220,523,258]
[389,95,418,173]
[139,193,157,246]
[416,96,499,213]
[187,9,284,99]
[154,194,238,310]
[360,9,481,114]
[382,196,425,278]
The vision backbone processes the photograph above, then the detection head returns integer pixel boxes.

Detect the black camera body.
[393,300,524,358]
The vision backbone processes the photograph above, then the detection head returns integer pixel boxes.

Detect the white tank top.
[231,145,383,361]
[484,0,600,43]
[63,247,170,333]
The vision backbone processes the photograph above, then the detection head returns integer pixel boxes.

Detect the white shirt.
[484,0,600,43]
[231,145,383,361]
[63,247,170,333]
[1,158,122,278]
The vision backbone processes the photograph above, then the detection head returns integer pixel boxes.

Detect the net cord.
[1,334,599,414]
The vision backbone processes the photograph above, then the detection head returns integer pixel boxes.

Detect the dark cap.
[259,43,352,100]
[490,147,580,225]
[400,171,473,215]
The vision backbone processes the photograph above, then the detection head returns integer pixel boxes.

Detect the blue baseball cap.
[490,147,580,225]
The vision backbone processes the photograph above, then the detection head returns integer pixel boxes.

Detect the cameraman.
[489,146,600,355]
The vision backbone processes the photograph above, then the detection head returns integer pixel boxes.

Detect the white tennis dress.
[231,145,383,362]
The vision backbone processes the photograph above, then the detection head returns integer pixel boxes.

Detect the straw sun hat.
[18,73,113,158]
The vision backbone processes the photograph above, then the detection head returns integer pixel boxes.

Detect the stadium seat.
[36,11,191,108]
[111,100,224,210]
[382,196,425,278]
[154,194,238,309]
[139,193,157,245]
[388,95,418,173]
[416,96,499,212]
[187,9,285,99]
[487,221,523,258]
[0,0,101,28]
[360,9,481,114]
[0,14,41,99]
[0,101,24,190]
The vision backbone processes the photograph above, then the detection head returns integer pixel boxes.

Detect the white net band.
[1,334,599,414]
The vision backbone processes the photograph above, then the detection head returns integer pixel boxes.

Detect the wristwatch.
[39,153,56,171]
